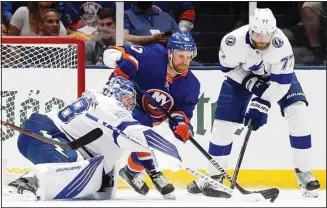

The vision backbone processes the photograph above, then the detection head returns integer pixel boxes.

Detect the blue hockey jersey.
[121,44,200,123]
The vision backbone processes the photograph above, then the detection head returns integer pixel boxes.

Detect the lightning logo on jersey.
[142,89,174,118]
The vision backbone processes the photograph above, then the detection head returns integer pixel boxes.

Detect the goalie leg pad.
[82,164,118,200]
[35,155,104,200]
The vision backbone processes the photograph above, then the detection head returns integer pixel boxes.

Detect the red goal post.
[1,36,87,183]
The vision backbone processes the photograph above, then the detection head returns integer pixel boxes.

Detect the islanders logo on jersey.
[142,89,174,118]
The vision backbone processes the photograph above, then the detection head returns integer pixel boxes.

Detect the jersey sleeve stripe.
[270,72,294,85]
[220,65,236,73]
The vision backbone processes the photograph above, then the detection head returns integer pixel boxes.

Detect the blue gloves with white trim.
[244,97,271,131]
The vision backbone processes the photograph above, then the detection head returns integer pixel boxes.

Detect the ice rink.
[2,189,326,207]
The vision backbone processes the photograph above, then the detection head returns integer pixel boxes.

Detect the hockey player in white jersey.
[4,76,182,201]
[187,8,320,198]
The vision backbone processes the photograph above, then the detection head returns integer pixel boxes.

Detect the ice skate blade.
[162,192,176,200]
[301,188,319,198]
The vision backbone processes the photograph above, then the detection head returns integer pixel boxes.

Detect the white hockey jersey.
[218,25,295,103]
[47,90,153,174]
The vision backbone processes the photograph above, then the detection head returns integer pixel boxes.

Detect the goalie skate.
[3,177,39,201]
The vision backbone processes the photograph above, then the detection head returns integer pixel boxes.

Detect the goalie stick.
[132,80,280,203]
[1,120,103,150]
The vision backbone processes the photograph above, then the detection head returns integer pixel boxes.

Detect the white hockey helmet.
[249,8,277,34]
[249,8,277,50]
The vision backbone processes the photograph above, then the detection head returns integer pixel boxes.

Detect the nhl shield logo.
[142,89,174,118]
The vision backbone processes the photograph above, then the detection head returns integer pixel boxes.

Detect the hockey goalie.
[2,76,185,201]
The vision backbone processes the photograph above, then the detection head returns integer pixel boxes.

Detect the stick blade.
[69,128,103,150]
[255,188,280,203]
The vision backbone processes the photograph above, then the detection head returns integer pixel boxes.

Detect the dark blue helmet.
[167,32,197,57]
[103,76,136,111]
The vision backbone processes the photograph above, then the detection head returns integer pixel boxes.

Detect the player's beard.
[252,39,270,50]
[173,63,189,74]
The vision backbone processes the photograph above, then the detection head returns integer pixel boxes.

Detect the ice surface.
[2,189,326,207]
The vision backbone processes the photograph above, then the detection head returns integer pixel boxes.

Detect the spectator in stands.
[39,9,61,36]
[8,2,67,36]
[2,21,8,36]
[75,2,102,36]
[85,7,116,65]
[301,2,326,64]
[124,2,181,45]
[154,2,196,32]
[58,2,115,32]
[1,2,13,27]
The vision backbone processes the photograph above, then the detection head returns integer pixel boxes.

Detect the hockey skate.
[295,168,320,198]
[147,169,175,199]
[119,168,149,195]
[187,174,232,198]
[3,177,39,201]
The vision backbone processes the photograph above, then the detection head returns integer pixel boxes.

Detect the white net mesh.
[1,37,85,182]
[2,43,78,69]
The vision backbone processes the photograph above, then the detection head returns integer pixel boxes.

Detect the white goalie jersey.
[218,25,295,103]
[47,90,182,174]
[47,90,152,174]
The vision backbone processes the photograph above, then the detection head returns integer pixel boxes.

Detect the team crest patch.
[272,37,284,48]
[225,35,236,46]
[142,89,174,118]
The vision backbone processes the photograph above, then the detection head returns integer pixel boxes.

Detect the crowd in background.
[1,1,326,66]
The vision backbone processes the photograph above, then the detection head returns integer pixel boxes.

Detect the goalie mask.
[249,8,277,50]
[167,32,197,74]
[103,76,136,111]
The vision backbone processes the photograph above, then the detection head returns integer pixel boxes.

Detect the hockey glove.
[113,53,138,80]
[168,112,194,142]
[242,74,269,98]
[244,97,271,131]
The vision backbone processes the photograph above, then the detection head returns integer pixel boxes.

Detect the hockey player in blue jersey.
[103,32,200,199]
[186,8,320,198]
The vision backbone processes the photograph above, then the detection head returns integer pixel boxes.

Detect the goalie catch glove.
[168,111,194,142]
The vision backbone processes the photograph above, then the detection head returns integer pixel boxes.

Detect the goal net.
[1,36,86,184]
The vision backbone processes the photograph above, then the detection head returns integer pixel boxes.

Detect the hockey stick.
[1,120,103,150]
[84,112,146,147]
[230,120,253,189]
[132,81,279,202]
[183,166,233,196]
[83,112,234,195]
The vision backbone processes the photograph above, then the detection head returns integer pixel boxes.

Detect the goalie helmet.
[103,76,136,111]
[249,8,277,50]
